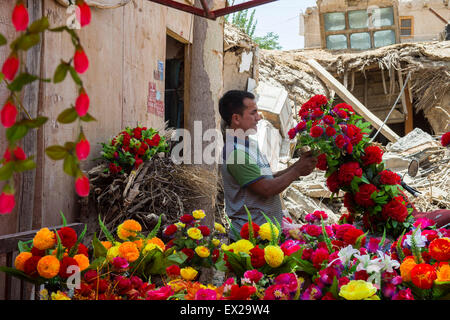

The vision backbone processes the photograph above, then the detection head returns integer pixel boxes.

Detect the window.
[322,6,398,50]
[399,16,413,37]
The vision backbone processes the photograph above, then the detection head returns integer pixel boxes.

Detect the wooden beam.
[307,59,400,142]
[404,83,414,135]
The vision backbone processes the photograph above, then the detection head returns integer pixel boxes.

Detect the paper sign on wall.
[147,82,164,117]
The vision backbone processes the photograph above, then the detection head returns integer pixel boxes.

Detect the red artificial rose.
[326,171,340,193]
[1,101,18,128]
[212,249,220,263]
[354,183,378,207]
[84,269,98,283]
[379,170,401,185]
[343,228,365,246]
[410,264,437,289]
[13,146,26,160]
[75,175,90,197]
[325,126,336,137]
[296,121,306,132]
[2,54,19,81]
[323,115,335,125]
[441,132,450,147]
[0,191,15,215]
[137,147,146,156]
[312,108,324,119]
[57,227,78,249]
[180,214,194,224]
[288,128,296,140]
[148,134,161,147]
[23,256,41,277]
[361,145,384,166]
[198,225,211,236]
[338,162,362,185]
[163,224,178,237]
[305,224,322,237]
[12,3,29,31]
[76,0,91,27]
[316,153,328,171]
[31,246,46,257]
[310,95,328,108]
[77,243,89,257]
[181,248,194,260]
[335,134,345,149]
[227,285,256,300]
[240,222,260,239]
[382,196,408,222]
[310,126,324,138]
[311,248,329,269]
[249,245,265,268]
[76,138,90,161]
[75,90,90,117]
[335,224,354,240]
[59,256,79,279]
[74,47,89,74]
[166,265,181,277]
[343,192,356,214]
[133,128,142,139]
[354,270,369,281]
[336,109,348,119]
[346,124,362,145]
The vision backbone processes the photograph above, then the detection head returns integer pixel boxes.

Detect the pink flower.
[195,288,217,300]
[368,238,381,253]
[280,240,301,256]
[313,210,328,221]
[392,288,414,300]
[74,47,89,74]
[382,283,397,298]
[263,284,290,300]
[146,285,174,300]
[1,101,18,128]
[243,270,263,284]
[413,218,435,229]
[301,284,322,300]
[296,121,306,132]
[76,0,91,27]
[112,257,129,269]
[0,191,15,214]
[274,273,298,292]
[305,224,322,237]
[76,138,90,160]
[12,3,29,31]
[75,175,90,197]
[75,90,90,117]
[319,266,340,285]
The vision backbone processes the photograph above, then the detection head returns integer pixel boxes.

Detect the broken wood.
[306,59,400,142]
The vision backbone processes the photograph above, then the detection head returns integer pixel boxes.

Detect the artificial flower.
[259,222,279,241]
[14,252,32,272]
[180,267,198,281]
[187,227,203,240]
[339,280,377,300]
[264,245,284,268]
[192,209,206,220]
[37,255,60,279]
[33,228,56,250]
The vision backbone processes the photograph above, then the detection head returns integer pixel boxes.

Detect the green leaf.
[63,153,79,177]
[292,257,317,275]
[244,205,255,245]
[7,73,39,91]
[354,231,369,250]
[260,211,278,245]
[146,215,162,239]
[330,276,339,299]
[379,227,387,247]
[15,33,40,51]
[20,116,48,129]
[0,33,6,46]
[223,250,246,278]
[98,215,116,243]
[59,211,68,227]
[53,63,70,83]
[69,66,83,86]
[6,124,29,144]
[13,159,36,172]
[68,224,87,257]
[0,266,43,285]
[28,17,49,34]
[54,231,64,261]
[57,107,78,124]
[0,162,14,181]
[0,72,4,83]
[92,233,108,259]
[64,142,76,151]
[88,257,106,270]
[18,240,32,253]
[321,218,333,253]
[45,145,68,160]
[167,251,188,265]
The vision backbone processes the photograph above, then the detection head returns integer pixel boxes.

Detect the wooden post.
[404,83,414,135]
[307,59,400,142]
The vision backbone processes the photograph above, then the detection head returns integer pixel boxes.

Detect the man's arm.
[247,152,317,198]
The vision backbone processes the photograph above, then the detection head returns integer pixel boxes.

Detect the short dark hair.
[219,90,255,126]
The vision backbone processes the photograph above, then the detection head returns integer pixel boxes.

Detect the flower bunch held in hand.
[101,125,169,173]
[288,95,415,237]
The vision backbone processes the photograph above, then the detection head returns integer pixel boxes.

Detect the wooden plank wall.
[0,0,195,232]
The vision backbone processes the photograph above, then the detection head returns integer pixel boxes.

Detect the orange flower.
[146,237,165,251]
[73,254,89,271]
[101,241,113,250]
[33,228,56,250]
[436,264,450,284]
[410,263,437,289]
[37,255,60,279]
[118,242,140,262]
[15,252,32,272]
[134,239,144,250]
[117,220,142,240]
[51,248,69,257]
[400,256,417,282]
[429,238,450,262]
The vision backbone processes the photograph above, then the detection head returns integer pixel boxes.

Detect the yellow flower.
[106,245,120,262]
[436,264,450,283]
[364,294,381,300]
[33,228,56,250]
[339,280,378,300]
[180,267,198,281]
[230,239,254,254]
[192,210,206,220]
[169,279,189,293]
[195,246,210,258]
[187,227,203,240]
[214,223,226,234]
[40,289,49,300]
[175,222,186,229]
[51,291,71,300]
[118,242,140,262]
[37,255,60,279]
[221,243,231,251]
[117,219,142,240]
[146,237,165,251]
[211,238,220,247]
[259,223,279,241]
[15,252,32,272]
[264,245,284,268]
[73,254,89,271]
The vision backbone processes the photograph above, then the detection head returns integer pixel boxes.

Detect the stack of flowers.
[162,210,227,278]
[101,125,168,173]
[1,212,89,291]
[288,95,416,237]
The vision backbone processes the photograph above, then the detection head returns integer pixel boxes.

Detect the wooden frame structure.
[399,16,414,38]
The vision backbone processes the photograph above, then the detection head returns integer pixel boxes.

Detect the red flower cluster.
[354,183,378,207]
[379,170,401,185]
[240,222,260,239]
[381,196,408,222]
[338,162,363,185]
[361,145,384,166]
[249,245,265,268]
[316,154,328,170]
[57,227,78,249]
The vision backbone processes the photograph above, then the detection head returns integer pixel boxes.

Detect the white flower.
[405,228,427,248]
[328,245,358,267]
[355,254,383,274]
[377,251,400,273]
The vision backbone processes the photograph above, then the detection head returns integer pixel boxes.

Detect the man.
[219,90,317,240]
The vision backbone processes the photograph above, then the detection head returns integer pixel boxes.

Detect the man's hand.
[293,151,318,177]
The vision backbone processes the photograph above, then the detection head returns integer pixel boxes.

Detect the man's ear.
[231,113,240,126]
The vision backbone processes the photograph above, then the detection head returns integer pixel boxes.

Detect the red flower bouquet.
[101,125,169,173]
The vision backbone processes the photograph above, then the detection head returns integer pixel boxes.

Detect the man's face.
[232,98,261,134]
